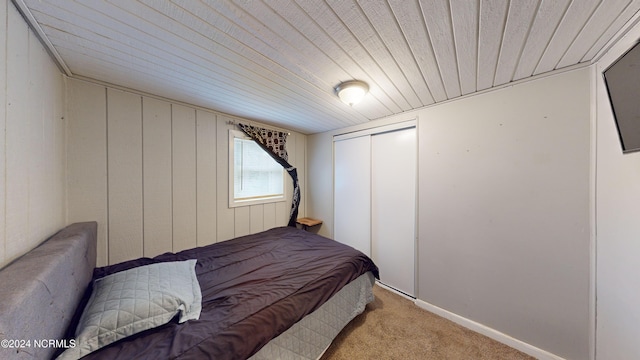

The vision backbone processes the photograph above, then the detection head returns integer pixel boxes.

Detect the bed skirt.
[250,272,375,360]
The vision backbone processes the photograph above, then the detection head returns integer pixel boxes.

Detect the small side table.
[296,217,323,231]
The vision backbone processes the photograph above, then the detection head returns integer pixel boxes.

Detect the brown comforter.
[74,226,379,360]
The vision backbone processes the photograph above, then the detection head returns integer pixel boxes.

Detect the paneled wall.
[0,2,67,269]
[67,78,306,266]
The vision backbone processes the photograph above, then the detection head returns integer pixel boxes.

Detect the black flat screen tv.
[603,41,640,153]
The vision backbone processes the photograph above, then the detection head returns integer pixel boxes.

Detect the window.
[229,130,285,207]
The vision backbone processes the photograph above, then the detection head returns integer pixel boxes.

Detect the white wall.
[417,69,591,360]
[594,21,640,359]
[0,1,67,269]
[66,78,306,266]
[308,68,592,360]
[307,131,335,238]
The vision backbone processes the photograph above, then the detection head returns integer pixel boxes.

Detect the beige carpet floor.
[320,285,535,360]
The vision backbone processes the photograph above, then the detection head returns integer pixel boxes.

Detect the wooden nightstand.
[296,217,322,231]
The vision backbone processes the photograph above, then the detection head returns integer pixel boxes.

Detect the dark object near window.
[604,41,640,153]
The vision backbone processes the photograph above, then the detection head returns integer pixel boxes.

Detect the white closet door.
[371,127,416,296]
[334,135,371,257]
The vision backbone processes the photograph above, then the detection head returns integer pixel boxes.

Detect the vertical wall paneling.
[250,205,264,234]
[216,117,236,241]
[171,104,197,252]
[107,89,143,264]
[27,31,62,246]
[1,2,66,269]
[274,197,288,225]
[142,97,173,257]
[294,132,306,219]
[306,131,334,238]
[276,132,294,226]
[54,69,67,231]
[196,110,217,247]
[234,206,251,237]
[44,41,66,240]
[5,6,31,263]
[0,0,8,265]
[263,203,277,230]
[67,80,109,266]
[66,80,305,263]
[28,33,44,244]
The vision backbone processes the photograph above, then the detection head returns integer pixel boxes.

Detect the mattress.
[74,226,379,359]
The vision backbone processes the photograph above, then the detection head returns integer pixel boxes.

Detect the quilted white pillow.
[57,259,201,360]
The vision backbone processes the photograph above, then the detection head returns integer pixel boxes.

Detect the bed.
[0,222,378,360]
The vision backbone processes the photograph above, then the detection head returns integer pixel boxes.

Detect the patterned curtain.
[238,123,300,227]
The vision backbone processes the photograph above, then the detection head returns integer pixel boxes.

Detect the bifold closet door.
[371,128,416,296]
[334,135,371,257]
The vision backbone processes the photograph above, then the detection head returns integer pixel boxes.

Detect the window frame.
[228,129,287,208]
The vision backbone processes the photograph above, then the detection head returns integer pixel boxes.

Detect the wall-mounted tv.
[603,41,640,153]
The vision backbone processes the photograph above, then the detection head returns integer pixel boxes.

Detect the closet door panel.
[371,128,416,296]
[334,136,371,257]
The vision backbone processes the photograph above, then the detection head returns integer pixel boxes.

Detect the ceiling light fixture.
[335,80,369,106]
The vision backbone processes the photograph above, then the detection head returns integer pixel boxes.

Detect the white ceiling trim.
[11,0,72,76]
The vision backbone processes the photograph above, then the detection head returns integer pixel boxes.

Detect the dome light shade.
[335,80,369,106]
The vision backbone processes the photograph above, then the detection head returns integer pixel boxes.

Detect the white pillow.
[57,259,201,360]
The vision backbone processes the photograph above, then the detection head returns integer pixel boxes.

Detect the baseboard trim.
[414,299,565,360]
[374,280,415,301]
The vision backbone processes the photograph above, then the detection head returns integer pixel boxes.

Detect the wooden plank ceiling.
[16,0,640,134]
